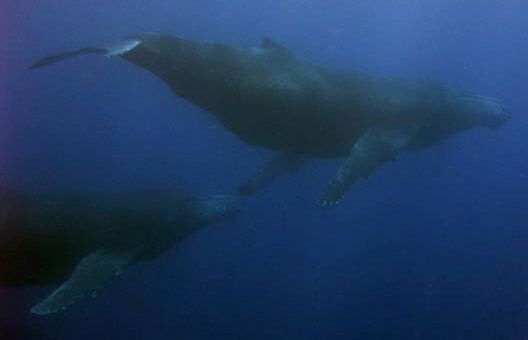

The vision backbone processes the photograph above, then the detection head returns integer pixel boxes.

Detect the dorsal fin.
[261,37,294,60]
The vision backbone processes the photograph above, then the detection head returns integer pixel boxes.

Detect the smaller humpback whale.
[0,187,240,315]
[30,34,511,206]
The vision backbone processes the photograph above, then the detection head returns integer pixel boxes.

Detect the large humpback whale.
[0,187,240,314]
[30,34,510,206]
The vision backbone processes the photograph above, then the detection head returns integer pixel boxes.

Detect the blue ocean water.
[2,1,527,339]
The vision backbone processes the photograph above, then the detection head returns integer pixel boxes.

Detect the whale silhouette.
[30,34,510,206]
[0,187,240,314]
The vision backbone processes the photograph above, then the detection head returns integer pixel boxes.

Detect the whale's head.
[452,93,510,131]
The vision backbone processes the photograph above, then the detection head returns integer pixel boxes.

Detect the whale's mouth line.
[193,194,238,201]
[455,93,504,105]
[451,92,510,130]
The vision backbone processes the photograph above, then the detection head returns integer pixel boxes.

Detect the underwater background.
[1,1,527,339]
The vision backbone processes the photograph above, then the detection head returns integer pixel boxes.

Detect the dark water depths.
[1,1,527,339]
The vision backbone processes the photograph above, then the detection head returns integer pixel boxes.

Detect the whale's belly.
[183,69,368,157]
[215,103,365,157]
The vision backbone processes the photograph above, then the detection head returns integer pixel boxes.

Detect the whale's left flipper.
[30,249,132,315]
[238,153,305,196]
[29,38,142,70]
[320,126,416,207]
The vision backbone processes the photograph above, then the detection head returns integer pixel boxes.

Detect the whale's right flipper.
[238,153,305,196]
[320,126,417,207]
[29,38,142,70]
[30,249,132,315]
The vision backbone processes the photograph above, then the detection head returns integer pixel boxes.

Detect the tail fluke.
[29,38,142,70]
[29,47,106,70]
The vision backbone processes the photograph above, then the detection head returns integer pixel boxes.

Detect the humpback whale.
[30,34,510,206]
[0,187,240,314]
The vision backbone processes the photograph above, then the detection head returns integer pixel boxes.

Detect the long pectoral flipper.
[320,126,416,207]
[30,250,133,315]
[29,38,142,70]
[238,153,305,196]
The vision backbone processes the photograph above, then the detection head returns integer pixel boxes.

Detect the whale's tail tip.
[28,38,142,70]
[28,47,107,70]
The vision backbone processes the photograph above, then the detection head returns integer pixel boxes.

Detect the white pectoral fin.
[319,126,416,207]
[31,249,133,315]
